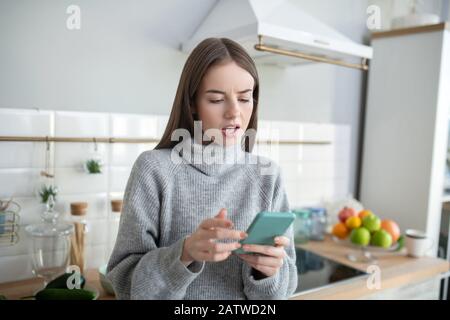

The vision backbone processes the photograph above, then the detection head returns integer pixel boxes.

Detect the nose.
[224,98,240,119]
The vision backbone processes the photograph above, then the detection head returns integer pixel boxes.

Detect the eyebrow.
[205,89,252,94]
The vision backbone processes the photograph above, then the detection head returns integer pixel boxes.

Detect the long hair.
[155,38,259,152]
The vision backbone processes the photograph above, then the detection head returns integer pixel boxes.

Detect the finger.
[201,228,247,241]
[215,208,227,219]
[208,250,232,262]
[206,240,242,253]
[274,236,290,247]
[238,254,284,268]
[200,218,233,230]
[241,244,285,258]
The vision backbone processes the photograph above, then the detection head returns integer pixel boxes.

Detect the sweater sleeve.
[106,153,205,300]
[242,166,298,300]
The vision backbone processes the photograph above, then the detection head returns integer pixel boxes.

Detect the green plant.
[38,185,58,204]
[85,159,102,174]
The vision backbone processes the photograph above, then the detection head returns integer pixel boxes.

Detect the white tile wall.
[54,111,109,138]
[54,142,109,168]
[0,108,352,283]
[54,167,109,195]
[0,168,42,198]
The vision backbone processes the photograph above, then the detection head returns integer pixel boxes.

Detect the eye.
[239,98,250,103]
[210,99,224,104]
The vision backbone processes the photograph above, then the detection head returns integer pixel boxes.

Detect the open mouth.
[221,125,241,137]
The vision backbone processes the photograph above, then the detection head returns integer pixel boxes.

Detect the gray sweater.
[106,136,298,300]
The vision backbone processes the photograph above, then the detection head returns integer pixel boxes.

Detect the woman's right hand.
[181,208,247,264]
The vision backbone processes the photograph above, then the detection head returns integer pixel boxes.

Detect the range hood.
[181,0,373,70]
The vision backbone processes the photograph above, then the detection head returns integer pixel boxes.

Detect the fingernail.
[274,237,280,242]
[241,232,247,239]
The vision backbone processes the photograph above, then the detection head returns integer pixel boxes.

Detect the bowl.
[332,235,403,263]
[98,264,116,296]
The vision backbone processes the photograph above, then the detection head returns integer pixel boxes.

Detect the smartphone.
[233,211,296,254]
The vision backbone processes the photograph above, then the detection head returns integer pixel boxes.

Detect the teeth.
[222,127,238,136]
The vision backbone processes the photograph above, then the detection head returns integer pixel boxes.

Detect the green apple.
[350,227,371,246]
[362,215,381,233]
[371,230,393,248]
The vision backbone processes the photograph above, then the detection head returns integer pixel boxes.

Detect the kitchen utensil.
[405,229,434,258]
[0,199,20,247]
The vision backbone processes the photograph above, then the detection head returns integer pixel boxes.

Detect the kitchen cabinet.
[359,23,450,259]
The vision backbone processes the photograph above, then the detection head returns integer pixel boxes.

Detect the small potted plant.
[38,184,58,204]
[84,158,103,174]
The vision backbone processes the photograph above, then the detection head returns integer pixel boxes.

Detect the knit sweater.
[106,136,298,300]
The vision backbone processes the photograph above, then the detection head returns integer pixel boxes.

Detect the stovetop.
[294,247,368,295]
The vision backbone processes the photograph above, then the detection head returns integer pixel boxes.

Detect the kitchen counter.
[1,234,449,300]
[290,235,450,299]
[0,269,116,300]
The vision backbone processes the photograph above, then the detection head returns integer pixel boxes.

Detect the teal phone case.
[233,211,295,254]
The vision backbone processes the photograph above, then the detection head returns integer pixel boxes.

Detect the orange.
[358,209,374,220]
[381,219,401,243]
[332,222,349,239]
[345,216,362,229]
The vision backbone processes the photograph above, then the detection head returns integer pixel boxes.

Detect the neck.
[173,135,247,176]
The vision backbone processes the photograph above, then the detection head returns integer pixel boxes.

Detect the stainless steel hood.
[181,0,373,70]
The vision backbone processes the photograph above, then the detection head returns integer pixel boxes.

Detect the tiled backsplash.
[0,108,351,283]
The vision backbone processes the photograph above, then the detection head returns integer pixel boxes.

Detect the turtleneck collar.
[172,135,247,176]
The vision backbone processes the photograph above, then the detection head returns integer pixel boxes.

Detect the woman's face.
[193,60,254,146]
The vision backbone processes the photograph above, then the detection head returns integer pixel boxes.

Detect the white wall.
[0,0,373,196]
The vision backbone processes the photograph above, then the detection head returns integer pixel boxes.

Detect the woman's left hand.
[237,236,290,278]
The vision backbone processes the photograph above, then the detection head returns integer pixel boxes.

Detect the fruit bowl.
[332,235,403,263]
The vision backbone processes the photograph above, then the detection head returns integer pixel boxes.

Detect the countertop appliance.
[294,247,367,295]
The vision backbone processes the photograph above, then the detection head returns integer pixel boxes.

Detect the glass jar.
[308,207,327,241]
[69,202,89,274]
[25,196,73,286]
[293,209,311,244]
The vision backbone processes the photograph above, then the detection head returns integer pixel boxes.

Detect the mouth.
[221,125,241,137]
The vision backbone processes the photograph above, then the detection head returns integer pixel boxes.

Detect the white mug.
[405,229,434,258]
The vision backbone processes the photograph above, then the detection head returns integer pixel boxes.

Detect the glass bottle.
[293,209,311,244]
[309,207,327,241]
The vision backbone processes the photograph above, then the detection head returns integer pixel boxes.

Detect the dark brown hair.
[155,38,259,152]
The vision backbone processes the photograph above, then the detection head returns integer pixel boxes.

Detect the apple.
[362,215,381,233]
[350,227,371,246]
[338,207,357,223]
[371,230,393,248]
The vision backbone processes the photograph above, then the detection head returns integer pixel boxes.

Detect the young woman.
[106,38,298,300]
